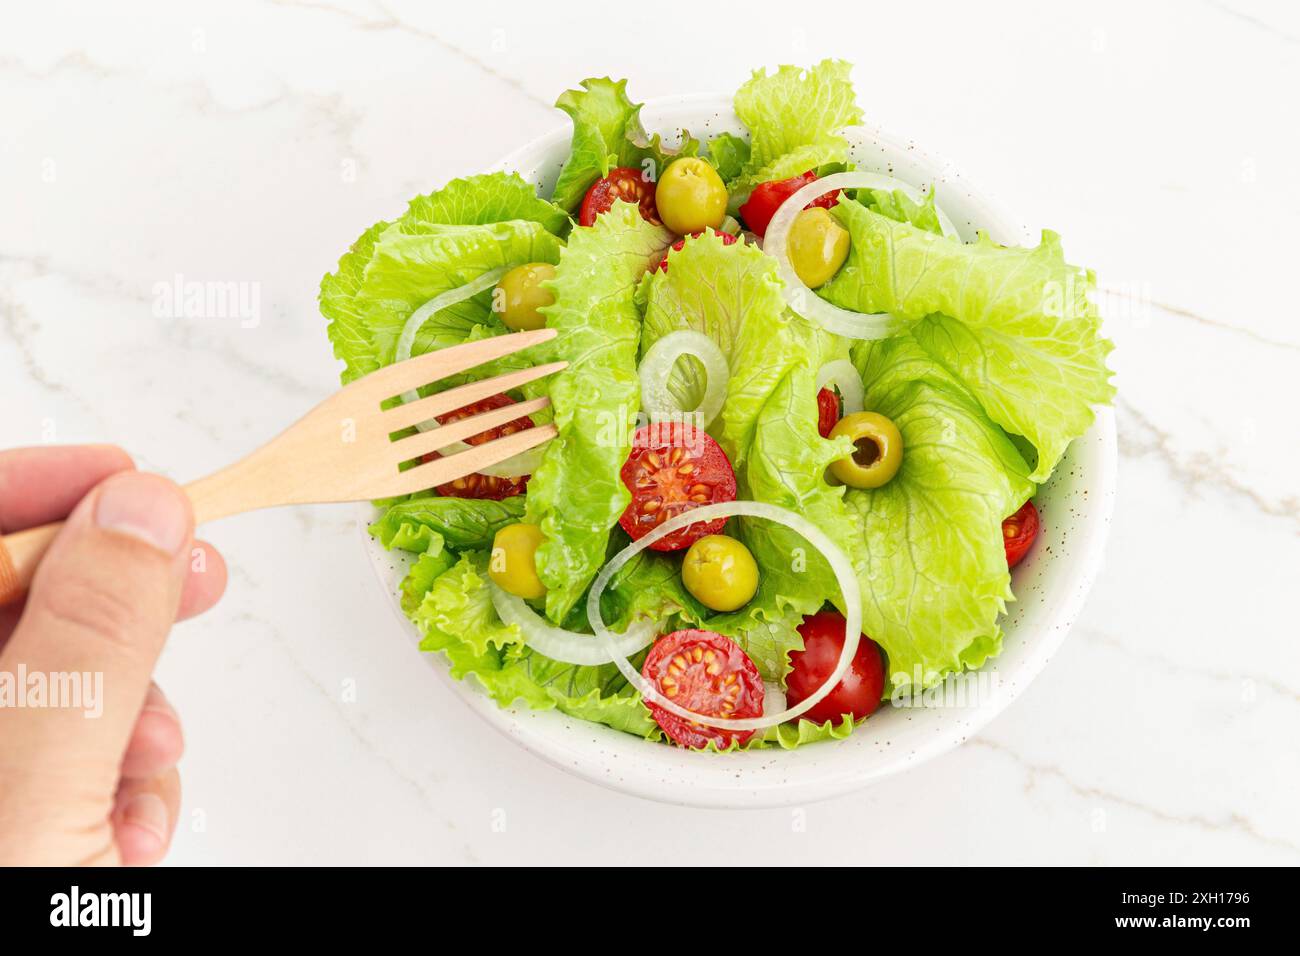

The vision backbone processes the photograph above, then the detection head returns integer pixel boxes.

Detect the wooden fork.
[0,328,564,606]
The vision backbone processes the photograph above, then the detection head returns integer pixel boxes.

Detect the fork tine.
[355,328,557,404]
[383,361,567,434]
[389,396,551,464]
[386,424,558,497]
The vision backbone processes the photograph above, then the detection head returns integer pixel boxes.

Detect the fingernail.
[94,474,190,555]
[122,792,169,845]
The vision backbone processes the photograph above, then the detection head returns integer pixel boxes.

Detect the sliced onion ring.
[586,501,862,732]
[639,330,729,429]
[394,266,542,478]
[814,359,865,416]
[490,581,658,666]
[765,172,958,340]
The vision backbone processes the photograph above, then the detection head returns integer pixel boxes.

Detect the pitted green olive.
[828,411,904,489]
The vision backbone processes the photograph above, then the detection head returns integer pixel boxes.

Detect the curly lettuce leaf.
[730,59,863,198]
[410,551,660,739]
[550,77,698,212]
[370,495,526,553]
[356,220,561,369]
[319,173,567,384]
[413,552,520,657]
[822,197,1115,481]
[846,335,1035,689]
[524,201,672,623]
[399,544,456,616]
[405,172,568,236]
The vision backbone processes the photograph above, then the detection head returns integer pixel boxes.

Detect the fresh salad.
[320,61,1114,750]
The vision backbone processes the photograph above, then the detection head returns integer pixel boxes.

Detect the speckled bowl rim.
[357,94,1118,809]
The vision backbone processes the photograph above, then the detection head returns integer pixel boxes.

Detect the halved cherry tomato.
[1002,499,1040,567]
[816,386,841,438]
[579,167,659,227]
[785,610,885,726]
[656,230,738,272]
[618,422,736,551]
[422,393,534,500]
[642,629,764,749]
[737,170,840,238]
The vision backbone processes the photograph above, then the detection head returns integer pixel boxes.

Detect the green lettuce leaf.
[405,172,568,236]
[822,197,1115,481]
[412,552,520,657]
[400,544,455,616]
[707,132,750,183]
[524,201,672,623]
[708,605,804,684]
[846,335,1035,689]
[598,540,707,633]
[730,59,863,198]
[857,187,944,235]
[410,551,660,739]
[550,77,698,212]
[320,173,566,384]
[370,495,526,553]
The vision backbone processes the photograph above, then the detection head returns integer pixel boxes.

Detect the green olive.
[681,534,759,612]
[655,158,728,235]
[488,523,547,599]
[787,207,849,288]
[494,262,556,331]
[828,412,904,489]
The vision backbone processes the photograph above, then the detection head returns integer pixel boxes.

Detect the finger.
[0,445,134,532]
[120,684,184,780]
[176,540,227,621]
[113,767,181,867]
[1,540,227,646]
[0,472,192,785]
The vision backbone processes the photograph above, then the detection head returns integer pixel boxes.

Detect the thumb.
[0,472,193,786]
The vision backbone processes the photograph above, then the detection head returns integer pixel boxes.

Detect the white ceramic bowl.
[360,95,1117,808]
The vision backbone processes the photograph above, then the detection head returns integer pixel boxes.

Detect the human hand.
[0,446,227,865]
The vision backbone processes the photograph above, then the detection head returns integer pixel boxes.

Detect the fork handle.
[0,460,273,607]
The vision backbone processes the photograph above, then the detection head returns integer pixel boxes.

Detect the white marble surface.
[3,0,1297,865]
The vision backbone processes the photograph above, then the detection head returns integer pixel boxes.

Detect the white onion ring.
[814,360,865,416]
[394,267,542,478]
[765,171,958,340]
[490,581,658,666]
[586,501,862,732]
[639,330,729,429]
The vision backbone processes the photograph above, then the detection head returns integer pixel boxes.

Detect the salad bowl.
[357,94,1117,809]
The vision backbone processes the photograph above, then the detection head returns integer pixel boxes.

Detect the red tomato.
[816,386,841,438]
[737,170,840,238]
[618,421,736,551]
[642,629,764,749]
[1002,499,1040,567]
[579,167,659,227]
[421,393,534,500]
[656,230,738,272]
[785,611,885,725]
